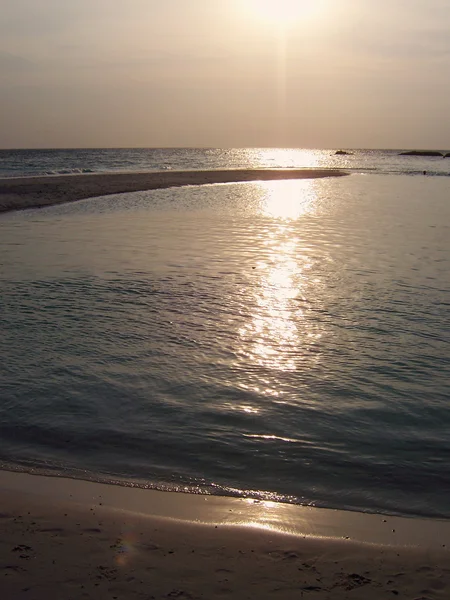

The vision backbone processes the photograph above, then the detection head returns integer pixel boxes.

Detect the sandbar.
[0,169,347,214]
[0,469,449,599]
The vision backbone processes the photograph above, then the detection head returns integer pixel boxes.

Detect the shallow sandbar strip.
[0,168,347,214]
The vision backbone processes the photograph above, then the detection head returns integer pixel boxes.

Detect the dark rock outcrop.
[444,152,450,158]
[335,150,352,155]
[399,150,443,157]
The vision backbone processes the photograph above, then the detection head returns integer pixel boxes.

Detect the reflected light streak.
[222,401,262,415]
[244,433,303,443]
[236,498,309,534]
[237,180,323,380]
[239,233,300,373]
[257,179,318,220]
[255,148,321,169]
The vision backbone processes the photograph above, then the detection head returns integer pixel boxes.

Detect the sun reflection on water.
[256,179,318,220]
[237,179,323,382]
[239,233,302,373]
[254,148,322,169]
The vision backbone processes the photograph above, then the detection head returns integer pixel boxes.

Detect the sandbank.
[0,470,449,599]
[0,169,347,214]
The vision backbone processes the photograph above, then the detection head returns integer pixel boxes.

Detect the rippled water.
[1,147,450,178]
[1,174,450,518]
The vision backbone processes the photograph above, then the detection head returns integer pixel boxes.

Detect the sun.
[245,0,321,26]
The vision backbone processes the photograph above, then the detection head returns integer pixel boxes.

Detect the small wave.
[243,434,304,444]
[349,167,450,177]
[0,459,305,507]
[44,168,95,176]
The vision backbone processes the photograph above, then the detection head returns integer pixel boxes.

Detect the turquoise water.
[1,167,450,518]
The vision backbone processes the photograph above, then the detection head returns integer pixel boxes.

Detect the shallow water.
[1,174,450,518]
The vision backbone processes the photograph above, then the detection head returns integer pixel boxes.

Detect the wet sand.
[0,169,347,214]
[1,470,449,599]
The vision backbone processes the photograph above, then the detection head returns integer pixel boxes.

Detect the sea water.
[0,151,449,519]
[1,147,450,178]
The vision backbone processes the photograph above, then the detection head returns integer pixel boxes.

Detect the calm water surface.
[1,174,450,518]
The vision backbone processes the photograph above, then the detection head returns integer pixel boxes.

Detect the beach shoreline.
[1,470,449,599]
[0,168,347,214]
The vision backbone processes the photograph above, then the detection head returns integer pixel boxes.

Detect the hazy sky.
[1,0,450,148]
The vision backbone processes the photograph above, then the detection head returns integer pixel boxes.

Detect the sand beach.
[0,169,347,214]
[1,470,449,599]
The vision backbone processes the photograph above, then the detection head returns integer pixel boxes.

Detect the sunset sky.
[1,0,450,149]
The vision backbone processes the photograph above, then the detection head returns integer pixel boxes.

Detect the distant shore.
[1,470,449,599]
[0,168,348,214]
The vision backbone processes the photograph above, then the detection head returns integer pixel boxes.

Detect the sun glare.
[246,0,321,26]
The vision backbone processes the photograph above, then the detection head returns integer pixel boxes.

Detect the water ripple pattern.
[1,174,450,518]
[1,147,450,178]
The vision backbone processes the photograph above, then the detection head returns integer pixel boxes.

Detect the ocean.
[1,147,450,178]
[0,148,449,519]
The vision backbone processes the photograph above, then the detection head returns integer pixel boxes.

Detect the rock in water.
[399,150,443,157]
